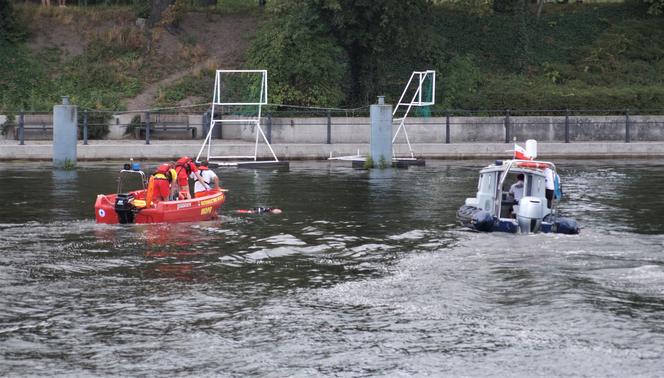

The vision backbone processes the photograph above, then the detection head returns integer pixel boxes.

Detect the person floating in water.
[235,207,282,215]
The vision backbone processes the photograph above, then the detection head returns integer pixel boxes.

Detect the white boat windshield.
[524,172,546,198]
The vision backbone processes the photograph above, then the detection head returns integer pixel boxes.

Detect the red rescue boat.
[94,167,225,224]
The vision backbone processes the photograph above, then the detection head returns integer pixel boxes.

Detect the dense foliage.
[248,0,664,110]
[2,1,664,113]
[0,24,145,113]
[248,2,349,106]
[0,0,23,43]
[248,0,444,107]
[645,0,664,14]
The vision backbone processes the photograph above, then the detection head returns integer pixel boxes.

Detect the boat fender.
[555,217,580,235]
[471,210,494,232]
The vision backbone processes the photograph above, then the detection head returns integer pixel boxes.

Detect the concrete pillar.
[370,96,392,168]
[53,96,77,168]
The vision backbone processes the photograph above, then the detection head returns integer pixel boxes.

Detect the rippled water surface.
[1,160,664,376]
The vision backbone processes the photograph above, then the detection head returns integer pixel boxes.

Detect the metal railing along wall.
[3,108,664,144]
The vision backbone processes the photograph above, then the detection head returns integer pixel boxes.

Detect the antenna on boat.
[525,139,538,160]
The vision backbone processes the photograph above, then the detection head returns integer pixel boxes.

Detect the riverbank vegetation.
[1,0,663,113]
[250,0,664,110]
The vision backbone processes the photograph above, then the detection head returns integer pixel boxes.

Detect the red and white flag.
[514,144,533,160]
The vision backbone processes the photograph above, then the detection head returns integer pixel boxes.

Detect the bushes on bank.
[0,10,147,113]
[244,1,664,111]
[247,9,349,107]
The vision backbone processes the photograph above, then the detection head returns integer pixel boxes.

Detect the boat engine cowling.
[517,196,545,233]
[115,193,135,224]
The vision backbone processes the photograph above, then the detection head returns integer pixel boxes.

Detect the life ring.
[515,161,550,169]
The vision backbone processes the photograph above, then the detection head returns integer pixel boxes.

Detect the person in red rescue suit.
[151,163,173,202]
[174,156,207,200]
[167,162,179,200]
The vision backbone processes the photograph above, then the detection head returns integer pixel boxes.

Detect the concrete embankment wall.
[2,114,664,160]
[221,115,664,143]
[3,114,664,143]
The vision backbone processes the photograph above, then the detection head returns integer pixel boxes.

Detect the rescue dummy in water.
[235,207,282,215]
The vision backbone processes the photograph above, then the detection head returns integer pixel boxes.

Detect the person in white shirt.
[191,160,220,198]
[508,174,524,217]
[544,167,555,209]
[509,174,525,202]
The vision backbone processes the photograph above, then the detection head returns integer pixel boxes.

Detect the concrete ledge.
[1,141,664,161]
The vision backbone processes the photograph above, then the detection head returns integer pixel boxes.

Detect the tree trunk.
[148,0,175,28]
[536,0,545,19]
[347,43,364,105]
[515,0,530,73]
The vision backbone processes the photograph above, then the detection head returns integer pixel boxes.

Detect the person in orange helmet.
[174,156,206,200]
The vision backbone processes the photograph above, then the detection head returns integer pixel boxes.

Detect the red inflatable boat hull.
[94,190,225,224]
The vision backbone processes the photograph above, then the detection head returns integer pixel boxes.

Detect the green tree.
[493,0,518,13]
[312,0,439,104]
[249,0,442,106]
[0,0,23,43]
[645,0,664,15]
[515,0,530,73]
[247,2,349,106]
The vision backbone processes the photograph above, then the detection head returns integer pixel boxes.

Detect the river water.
[1,160,663,376]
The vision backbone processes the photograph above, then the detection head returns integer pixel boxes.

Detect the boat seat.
[500,199,518,218]
[132,199,147,208]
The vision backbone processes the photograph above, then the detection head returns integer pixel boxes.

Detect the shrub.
[247,9,349,107]
[0,0,24,43]
[440,55,483,109]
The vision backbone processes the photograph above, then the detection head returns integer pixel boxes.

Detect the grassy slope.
[0,3,256,113]
[0,5,152,112]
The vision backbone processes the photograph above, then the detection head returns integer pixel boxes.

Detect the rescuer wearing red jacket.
[152,163,172,202]
[174,156,207,199]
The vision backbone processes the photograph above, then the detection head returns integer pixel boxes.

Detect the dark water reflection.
[1,160,664,376]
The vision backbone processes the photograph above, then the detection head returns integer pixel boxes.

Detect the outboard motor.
[517,196,545,234]
[114,193,135,224]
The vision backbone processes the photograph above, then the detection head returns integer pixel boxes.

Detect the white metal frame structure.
[392,70,436,159]
[196,69,278,164]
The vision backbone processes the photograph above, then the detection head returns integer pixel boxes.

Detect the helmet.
[176,156,191,166]
[156,163,170,174]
